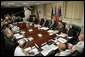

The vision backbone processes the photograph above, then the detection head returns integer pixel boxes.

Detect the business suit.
[33,18,39,24]
[5,38,18,56]
[49,21,58,30]
[64,28,75,37]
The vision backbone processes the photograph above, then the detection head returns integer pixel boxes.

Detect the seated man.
[14,39,34,56]
[17,16,23,22]
[3,24,16,38]
[55,43,70,56]
[68,34,84,53]
[56,21,64,32]
[49,19,58,30]
[64,24,74,37]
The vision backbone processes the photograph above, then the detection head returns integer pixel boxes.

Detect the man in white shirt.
[14,39,27,56]
[14,39,34,56]
[55,43,70,56]
[68,34,84,53]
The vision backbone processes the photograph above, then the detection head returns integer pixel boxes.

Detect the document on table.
[58,34,67,37]
[34,24,41,27]
[53,30,59,34]
[40,27,49,30]
[14,33,20,37]
[57,38,67,43]
[47,30,54,33]
[27,37,34,41]
[41,44,58,56]
[15,35,23,39]
[12,26,19,31]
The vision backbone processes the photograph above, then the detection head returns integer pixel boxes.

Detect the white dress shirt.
[72,41,84,52]
[14,46,26,56]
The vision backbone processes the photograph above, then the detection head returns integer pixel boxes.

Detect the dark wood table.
[15,23,56,48]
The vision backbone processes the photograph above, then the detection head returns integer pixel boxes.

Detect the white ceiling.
[1,1,59,8]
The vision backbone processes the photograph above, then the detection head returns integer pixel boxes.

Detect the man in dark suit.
[64,24,75,37]
[48,19,58,30]
[5,36,18,56]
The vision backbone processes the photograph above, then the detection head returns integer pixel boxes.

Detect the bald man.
[14,39,27,56]
[64,24,74,37]
[55,43,70,56]
[70,34,84,53]
[14,39,34,56]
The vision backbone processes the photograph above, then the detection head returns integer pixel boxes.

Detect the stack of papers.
[57,38,67,43]
[41,44,58,56]
[40,27,49,30]
[15,35,23,39]
[27,37,33,41]
[14,33,20,37]
[12,26,20,31]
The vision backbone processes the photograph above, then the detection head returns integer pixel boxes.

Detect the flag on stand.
[51,8,54,20]
[57,7,59,22]
[59,7,62,21]
[55,6,57,20]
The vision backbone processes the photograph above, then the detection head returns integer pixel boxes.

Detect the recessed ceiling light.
[8,3,14,5]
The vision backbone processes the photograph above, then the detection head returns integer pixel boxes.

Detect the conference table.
[14,22,56,48]
[13,22,73,56]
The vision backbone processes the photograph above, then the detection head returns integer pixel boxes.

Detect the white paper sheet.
[14,33,20,37]
[40,27,49,30]
[27,37,33,41]
[47,30,54,33]
[57,38,67,43]
[41,44,58,56]
[15,35,23,39]
[34,24,41,27]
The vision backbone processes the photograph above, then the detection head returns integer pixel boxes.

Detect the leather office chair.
[40,18,44,26]
[44,20,49,27]
[72,25,81,37]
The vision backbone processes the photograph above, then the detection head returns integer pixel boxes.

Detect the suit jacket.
[5,38,18,56]
[49,21,58,30]
[64,28,75,37]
